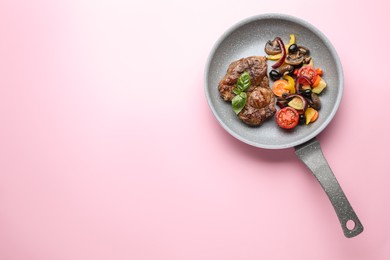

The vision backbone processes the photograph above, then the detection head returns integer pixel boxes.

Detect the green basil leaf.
[237,71,251,92]
[232,87,241,95]
[232,92,247,115]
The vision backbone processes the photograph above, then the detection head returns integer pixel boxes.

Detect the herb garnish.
[232,71,251,114]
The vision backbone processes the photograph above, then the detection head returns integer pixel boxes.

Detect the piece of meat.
[239,86,276,126]
[218,56,276,126]
[218,56,268,101]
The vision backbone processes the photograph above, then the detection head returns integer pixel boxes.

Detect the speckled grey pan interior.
[205,13,343,149]
[205,14,364,238]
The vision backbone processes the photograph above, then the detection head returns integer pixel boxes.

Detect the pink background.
[0,0,389,259]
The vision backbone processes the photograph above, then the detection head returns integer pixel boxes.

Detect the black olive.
[299,114,306,125]
[303,88,312,97]
[269,70,281,81]
[281,92,289,99]
[288,44,298,54]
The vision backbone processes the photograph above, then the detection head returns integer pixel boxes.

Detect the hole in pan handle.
[295,138,364,238]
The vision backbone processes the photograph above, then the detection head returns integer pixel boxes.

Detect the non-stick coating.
[205,14,343,149]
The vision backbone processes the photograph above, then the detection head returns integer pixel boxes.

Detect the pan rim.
[204,13,344,149]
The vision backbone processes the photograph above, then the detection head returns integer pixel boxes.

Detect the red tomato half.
[276,107,299,129]
[297,66,318,85]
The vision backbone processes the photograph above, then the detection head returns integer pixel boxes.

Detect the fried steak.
[218,56,276,126]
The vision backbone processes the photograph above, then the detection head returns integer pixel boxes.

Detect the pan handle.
[294,138,363,238]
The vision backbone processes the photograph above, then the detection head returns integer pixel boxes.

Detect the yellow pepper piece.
[266,53,283,60]
[289,34,296,45]
[283,75,296,94]
[286,34,296,52]
[305,107,318,124]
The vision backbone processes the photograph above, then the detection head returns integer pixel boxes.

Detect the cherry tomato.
[276,107,299,129]
[297,76,311,86]
[297,66,318,85]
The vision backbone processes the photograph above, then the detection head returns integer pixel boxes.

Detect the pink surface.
[0,0,389,259]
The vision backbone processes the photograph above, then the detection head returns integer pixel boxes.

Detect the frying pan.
[204,14,363,238]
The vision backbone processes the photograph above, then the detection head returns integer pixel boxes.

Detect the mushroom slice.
[304,56,312,64]
[278,64,294,75]
[285,52,305,66]
[297,46,310,56]
[285,45,312,66]
[309,92,321,110]
[265,38,282,55]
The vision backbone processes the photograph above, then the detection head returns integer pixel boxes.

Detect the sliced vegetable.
[304,56,312,65]
[276,107,299,129]
[288,34,296,45]
[297,66,318,85]
[296,76,312,85]
[267,53,283,60]
[309,93,321,110]
[295,76,312,94]
[272,79,289,97]
[285,46,309,66]
[288,97,305,110]
[312,78,327,94]
[307,58,314,67]
[283,75,296,94]
[305,107,319,124]
[265,38,282,55]
[286,34,296,50]
[278,64,294,76]
[312,75,321,87]
[285,52,305,66]
[271,37,286,69]
[310,109,319,122]
[287,94,307,111]
[297,46,310,56]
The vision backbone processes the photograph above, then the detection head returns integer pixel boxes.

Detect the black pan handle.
[294,138,363,238]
